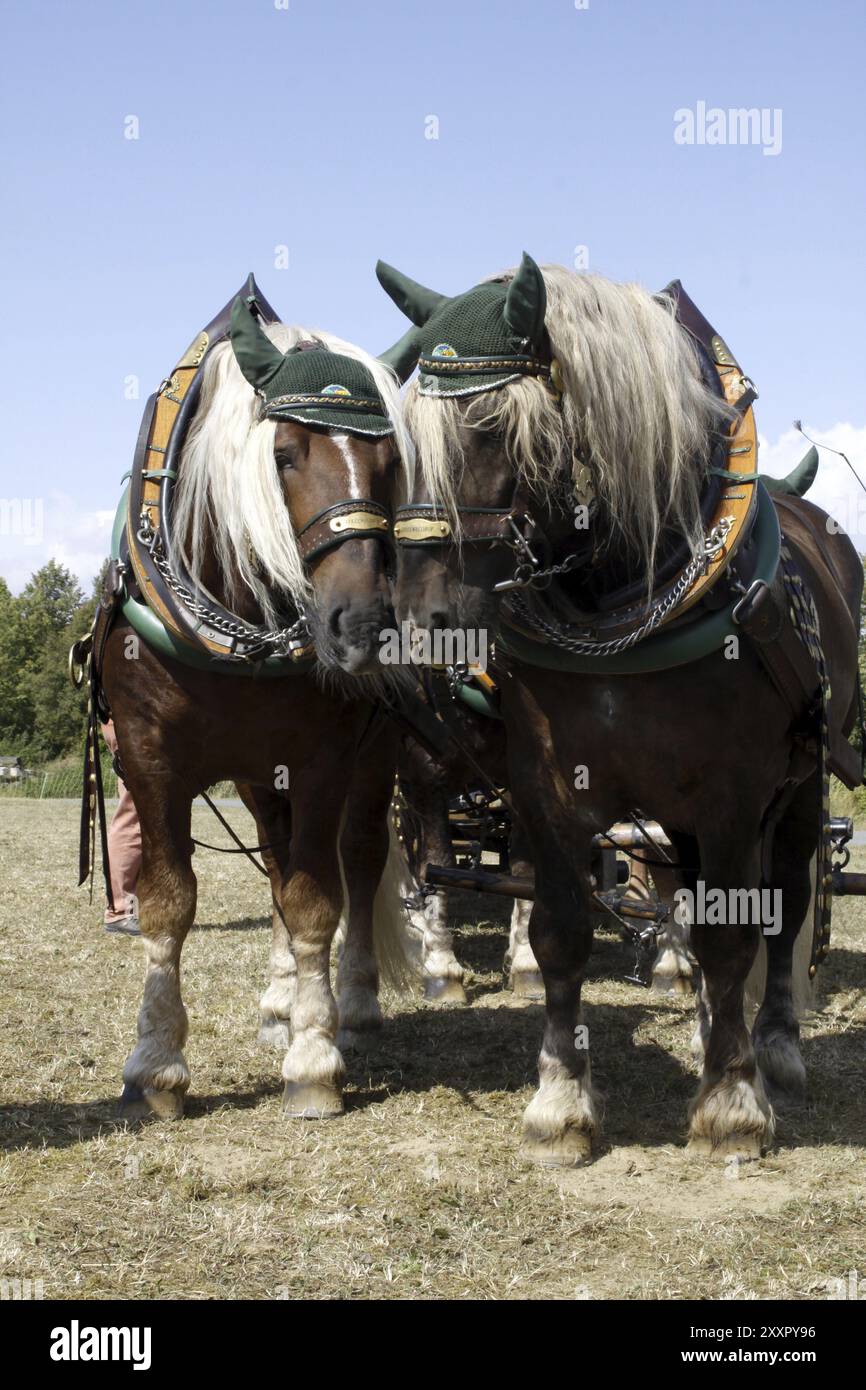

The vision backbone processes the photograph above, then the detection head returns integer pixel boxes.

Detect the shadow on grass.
[4,938,863,1156]
[0,1081,279,1153]
[191,917,269,934]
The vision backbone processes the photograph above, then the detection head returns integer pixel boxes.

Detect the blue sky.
[1,0,864,590]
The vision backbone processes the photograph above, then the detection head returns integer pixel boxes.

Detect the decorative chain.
[138,516,308,658]
[507,516,736,658]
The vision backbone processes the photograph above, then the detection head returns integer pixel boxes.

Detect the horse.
[393,680,543,1001]
[97,293,419,1123]
[378,253,862,1163]
[394,685,682,1001]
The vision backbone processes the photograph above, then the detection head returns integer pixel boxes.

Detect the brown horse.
[394,681,543,1001]
[382,255,862,1163]
[100,304,417,1122]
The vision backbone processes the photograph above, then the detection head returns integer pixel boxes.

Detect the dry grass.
[1,801,864,1301]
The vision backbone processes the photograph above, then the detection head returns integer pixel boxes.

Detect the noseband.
[393,481,586,593]
[294,498,393,564]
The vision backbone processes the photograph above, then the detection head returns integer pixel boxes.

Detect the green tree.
[0,578,31,748]
[0,562,92,761]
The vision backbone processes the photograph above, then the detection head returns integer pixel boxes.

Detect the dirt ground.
[1,800,864,1301]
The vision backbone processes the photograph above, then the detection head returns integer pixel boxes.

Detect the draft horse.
[95,290,416,1122]
[380,253,862,1163]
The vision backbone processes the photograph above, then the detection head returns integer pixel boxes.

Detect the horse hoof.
[257,1019,291,1050]
[282,1081,344,1119]
[118,1082,184,1122]
[423,976,467,1004]
[510,969,545,1001]
[520,1129,593,1168]
[687,1132,764,1160]
[651,973,694,996]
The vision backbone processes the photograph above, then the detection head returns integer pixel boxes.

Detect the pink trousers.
[101,720,142,923]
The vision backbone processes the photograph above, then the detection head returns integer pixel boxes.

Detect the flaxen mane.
[405,265,734,585]
[174,325,413,628]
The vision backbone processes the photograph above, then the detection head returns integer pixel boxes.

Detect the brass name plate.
[329,511,389,533]
[393,517,451,542]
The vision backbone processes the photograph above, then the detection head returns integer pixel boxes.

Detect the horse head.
[175,296,415,677]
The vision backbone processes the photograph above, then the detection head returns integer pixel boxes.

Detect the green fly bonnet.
[230,296,395,437]
[375,252,557,399]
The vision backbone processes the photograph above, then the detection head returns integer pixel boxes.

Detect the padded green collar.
[498,482,781,675]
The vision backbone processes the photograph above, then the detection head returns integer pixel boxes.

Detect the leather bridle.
[294,497,393,564]
[393,480,591,593]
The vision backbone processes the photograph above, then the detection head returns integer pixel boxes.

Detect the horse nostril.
[428,610,450,632]
[329,605,344,638]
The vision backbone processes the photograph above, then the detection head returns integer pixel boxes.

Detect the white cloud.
[758,422,866,550]
[0,490,116,595]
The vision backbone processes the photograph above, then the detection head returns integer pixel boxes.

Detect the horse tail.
[744,853,816,1020]
[370,808,422,994]
[335,803,420,995]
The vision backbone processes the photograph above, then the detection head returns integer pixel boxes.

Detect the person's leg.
[102,721,143,932]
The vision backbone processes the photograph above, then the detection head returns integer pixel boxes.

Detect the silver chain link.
[140,519,308,658]
[508,517,736,657]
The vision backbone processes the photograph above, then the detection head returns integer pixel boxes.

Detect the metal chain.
[139,520,308,657]
[507,517,735,657]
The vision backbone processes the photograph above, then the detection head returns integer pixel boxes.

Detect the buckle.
[732,578,770,627]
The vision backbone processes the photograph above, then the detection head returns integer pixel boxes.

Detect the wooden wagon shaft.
[596,822,671,850]
[831,868,866,895]
[425,863,533,899]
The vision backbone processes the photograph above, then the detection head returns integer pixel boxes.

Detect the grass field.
[1,800,864,1301]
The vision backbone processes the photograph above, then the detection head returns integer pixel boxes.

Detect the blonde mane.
[405,265,735,584]
[173,323,413,627]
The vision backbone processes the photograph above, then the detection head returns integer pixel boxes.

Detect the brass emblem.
[393,517,452,542]
[710,334,740,370]
[329,511,389,534]
[176,331,209,370]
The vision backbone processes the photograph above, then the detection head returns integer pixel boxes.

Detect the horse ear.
[504,252,547,346]
[376,260,446,326]
[378,325,421,383]
[229,296,285,389]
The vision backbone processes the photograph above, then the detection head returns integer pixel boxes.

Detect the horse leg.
[280,778,348,1119]
[236,783,295,1050]
[521,845,597,1166]
[687,835,774,1159]
[650,862,694,996]
[401,768,466,1003]
[752,773,817,1098]
[507,819,543,999]
[120,781,196,1120]
[336,723,398,1045]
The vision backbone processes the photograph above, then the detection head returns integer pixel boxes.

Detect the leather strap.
[296,498,392,563]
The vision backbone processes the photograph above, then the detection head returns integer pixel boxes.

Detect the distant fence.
[0,770,237,801]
